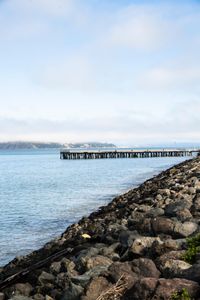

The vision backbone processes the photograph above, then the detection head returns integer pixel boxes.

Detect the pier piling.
[60,149,199,160]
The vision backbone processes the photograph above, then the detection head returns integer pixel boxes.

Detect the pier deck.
[60,149,199,160]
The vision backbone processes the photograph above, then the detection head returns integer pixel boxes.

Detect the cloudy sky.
[0,0,200,145]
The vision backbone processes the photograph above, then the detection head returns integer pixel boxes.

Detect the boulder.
[191,195,200,213]
[165,200,192,217]
[82,277,112,300]
[119,230,139,247]
[181,262,200,282]
[108,262,137,288]
[146,208,164,218]
[187,187,196,195]
[151,238,186,257]
[174,221,198,238]
[130,237,162,256]
[158,258,191,278]
[84,255,112,271]
[99,242,120,259]
[61,258,78,276]
[136,218,152,233]
[71,266,108,287]
[137,205,152,213]
[14,283,33,297]
[130,211,145,224]
[75,247,99,262]
[131,258,160,278]
[156,194,163,201]
[55,272,70,289]
[38,272,55,285]
[156,250,186,264]
[176,209,193,222]
[151,217,174,235]
[61,282,84,300]
[124,277,158,300]
[158,189,171,197]
[152,278,200,299]
[50,261,61,274]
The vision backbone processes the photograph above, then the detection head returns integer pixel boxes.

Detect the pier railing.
[60,149,200,160]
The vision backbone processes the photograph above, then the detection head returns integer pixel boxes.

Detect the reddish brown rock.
[82,277,112,300]
[84,255,112,271]
[152,278,200,299]
[124,277,158,300]
[151,217,174,235]
[131,258,160,278]
[108,262,137,288]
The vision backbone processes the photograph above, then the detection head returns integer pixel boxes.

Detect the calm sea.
[0,149,190,266]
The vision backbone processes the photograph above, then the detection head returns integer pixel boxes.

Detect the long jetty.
[60,149,199,160]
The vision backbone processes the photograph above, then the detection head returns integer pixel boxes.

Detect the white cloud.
[106,16,166,50]
[0,0,87,40]
[0,99,200,143]
[101,4,181,51]
[0,18,48,40]
[8,0,74,17]
[39,56,95,91]
[137,66,200,90]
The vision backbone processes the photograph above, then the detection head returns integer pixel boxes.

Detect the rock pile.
[1,157,200,299]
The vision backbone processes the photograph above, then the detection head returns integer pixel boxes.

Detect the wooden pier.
[60,149,199,160]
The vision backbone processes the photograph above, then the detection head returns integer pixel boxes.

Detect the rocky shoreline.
[1,157,200,299]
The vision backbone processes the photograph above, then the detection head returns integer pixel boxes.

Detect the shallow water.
[0,149,190,266]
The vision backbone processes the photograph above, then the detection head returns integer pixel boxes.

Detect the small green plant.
[182,233,200,264]
[171,288,191,300]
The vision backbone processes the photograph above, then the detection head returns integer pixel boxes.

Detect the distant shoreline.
[0,142,116,150]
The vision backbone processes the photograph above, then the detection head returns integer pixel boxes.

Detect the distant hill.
[0,142,62,150]
[0,142,116,150]
[63,142,116,149]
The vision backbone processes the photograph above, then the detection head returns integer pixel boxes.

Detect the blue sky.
[0,0,200,145]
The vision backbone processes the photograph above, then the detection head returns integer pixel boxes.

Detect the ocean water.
[0,149,190,266]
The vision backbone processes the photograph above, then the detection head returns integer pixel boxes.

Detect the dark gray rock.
[165,200,192,217]
[50,261,61,274]
[119,230,140,247]
[124,277,158,300]
[71,266,108,288]
[146,208,164,218]
[61,282,84,300]
[181,262,200,283]
[108,262,137,288]
[131,258,160,278]
[38,272,55,285]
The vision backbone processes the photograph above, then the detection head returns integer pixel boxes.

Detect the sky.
[0,0,200,145]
